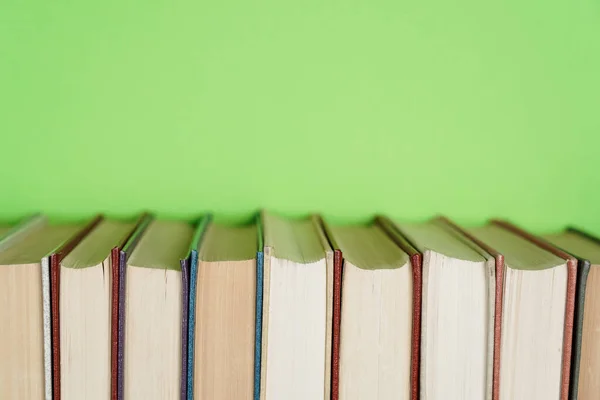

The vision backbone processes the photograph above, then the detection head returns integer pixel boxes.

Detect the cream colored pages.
[60,257,112,400]
[60,220,134,399]
[194,260,256,400]
[0,263,45,399]
[123,219,192,400]
[194,222,257,400]
[327,223,412,400]
[311,214,335,400]
[0,222,81,400]
[264,257,327,400]
[124,267,182,400]
[323,249,334,400]
[339,261,412,400]
[420,252,490,400]
[392,220,494,400]
[261,213,331,400]
[500,264,567,400]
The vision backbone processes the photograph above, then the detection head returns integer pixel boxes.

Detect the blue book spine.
[254,251,264,400]
[187,249,199,400]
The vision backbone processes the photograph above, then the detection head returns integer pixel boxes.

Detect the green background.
[1,0,599,232]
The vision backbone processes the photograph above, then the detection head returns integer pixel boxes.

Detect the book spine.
[50,253,61,400]
[110,248,120,400]
[187,250,199,400]
[181,257,190,400]
[492,256,504,400]
[117,250,127,400]
[562,259,577,400]
[570,259,590,400]
[492,220,577,400]
[51,215,103,400]
[254,251,264,400]
[410,253,422,400]
[42,256,52,400]
[331,249,343,400]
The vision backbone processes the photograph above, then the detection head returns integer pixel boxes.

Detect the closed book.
[120,219,194,399]
[259,211,334,400]
[389,217,496,400]
[543,228,600,400]
[190,218,261,400]
[56,214,148,400]
[323,219,415,400]
[0,214,54,399]
[117,214,154,400]
[0,214,100,400]
[470,220,576,400]
[434,217,505,400]
[50,215,104,400]
[110,214,152,400]
[185,215,212,400]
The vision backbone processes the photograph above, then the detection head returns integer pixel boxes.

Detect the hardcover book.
[544,228,600,400]
[436,217,505,400]
[190,218,262,400]
[185,215,212,400]
[117,214,153,400]
[120,219,194,400]
[470,220,576,400]
[323,219,414,400]
[259,211,333,400]
[57,214,147,400]
[50,215,104,400]
[389,217,496,400]
[0,214,99,400]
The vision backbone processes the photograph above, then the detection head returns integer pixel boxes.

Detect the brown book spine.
[492,254,504,400]
[110,247,120,400]
[376,216,422,400]
[331,249,342,400]
[492,220,576,400]
[409,253,422,400]
[492,256,504,400]
[51,215,103,400]
[109,213,150,400]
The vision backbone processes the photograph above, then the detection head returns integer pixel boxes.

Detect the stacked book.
[0,211,598,400]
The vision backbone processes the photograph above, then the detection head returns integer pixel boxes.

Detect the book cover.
[377,216,423,400]
[492,220,577,400]
[258,212,333,400]
[254,216,264,400]
[317,217,342,400]
[543,227,599,400]
[323,218,415,399]
[383,216,498,400]
[0,214,50,399]
[50,215,104,400]
[117,214,154,400]
[191,218,260,399]
[185,215,212,400]
[109,213,152,400]
[436,217,505,400]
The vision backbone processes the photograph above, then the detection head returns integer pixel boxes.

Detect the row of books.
[0,211,596,400]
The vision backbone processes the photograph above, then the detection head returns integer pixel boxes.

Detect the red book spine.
[331,249,343,400]
[410,254,422,400]
[110,248,120,400]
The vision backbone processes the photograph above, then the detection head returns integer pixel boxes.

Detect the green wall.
[1,0,599,232]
